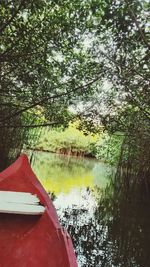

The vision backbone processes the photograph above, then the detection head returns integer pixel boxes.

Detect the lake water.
[31,151,150,267]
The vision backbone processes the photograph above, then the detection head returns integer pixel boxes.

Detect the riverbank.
[28,123,123,165]
[26,147,96,159]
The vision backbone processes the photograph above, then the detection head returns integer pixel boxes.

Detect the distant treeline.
[28,122,123,165]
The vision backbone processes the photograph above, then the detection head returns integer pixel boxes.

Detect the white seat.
[0,191,45,215]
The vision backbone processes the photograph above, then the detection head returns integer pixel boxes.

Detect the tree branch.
[0,74,102,123]
[0,122,60,128]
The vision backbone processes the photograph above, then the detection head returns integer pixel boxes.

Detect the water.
[31,151,150,267]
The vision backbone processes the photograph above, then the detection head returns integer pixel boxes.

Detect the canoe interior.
[0,212,64,267]
[0,213,39,243]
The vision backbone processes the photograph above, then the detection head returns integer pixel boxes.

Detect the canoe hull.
[0,154,78,267]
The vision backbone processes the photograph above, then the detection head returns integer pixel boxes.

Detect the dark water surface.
[31,151,150,267]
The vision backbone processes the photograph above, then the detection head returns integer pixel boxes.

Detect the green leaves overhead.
[0,0,149,129]
[0,0,108,127]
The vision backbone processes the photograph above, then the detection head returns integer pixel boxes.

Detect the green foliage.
[77,0,150,131]
[0,0,107,128]
[95,133,124,165]
[31,119,124,164]
[34,122,98,156]
[0,0,149,168]
[32,122,124,165]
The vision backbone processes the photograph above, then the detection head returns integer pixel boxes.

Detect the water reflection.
[31,151,110,194]
[31,151,150,267]
[57,184,150,267]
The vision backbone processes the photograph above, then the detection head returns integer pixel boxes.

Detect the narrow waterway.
[30,151,150,267]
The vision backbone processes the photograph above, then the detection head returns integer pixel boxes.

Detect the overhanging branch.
[0,74,102,124]
[0,122,60,128]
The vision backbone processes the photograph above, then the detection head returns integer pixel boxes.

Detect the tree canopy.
[0,0,149,126]
[0,0,149,167]
[0,0,106,128]
[73,0,150,131]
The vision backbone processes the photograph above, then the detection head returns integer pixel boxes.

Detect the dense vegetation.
[95,133,124,165]
[31,121,123,165]
[0,1,149,175]
[0,2,149,266]
[0,0,105,167]
[33,122,98,157]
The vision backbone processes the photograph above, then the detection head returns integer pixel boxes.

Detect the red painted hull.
[0,154,78,267]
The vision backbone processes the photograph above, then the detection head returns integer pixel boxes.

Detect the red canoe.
[0,154,78,267]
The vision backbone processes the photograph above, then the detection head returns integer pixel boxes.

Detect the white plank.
[0,202,45,215]
[0,191,39,205]
[0,191,45,215]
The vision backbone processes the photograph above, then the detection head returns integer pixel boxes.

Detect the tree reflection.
[57,177,150,267]
[31,132,150,267]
